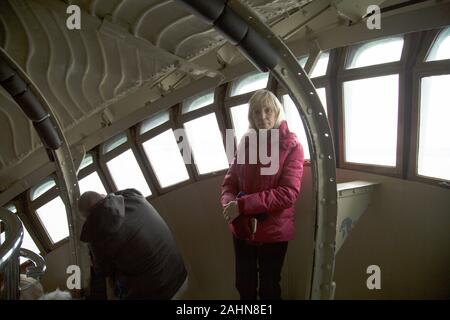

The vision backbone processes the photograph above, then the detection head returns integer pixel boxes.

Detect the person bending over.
[78,189,187,299]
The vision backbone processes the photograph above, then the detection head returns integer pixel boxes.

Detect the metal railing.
[1,208,47,299]
[0,208,23,299]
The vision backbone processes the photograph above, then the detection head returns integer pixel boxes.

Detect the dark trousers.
[233,237,288,300]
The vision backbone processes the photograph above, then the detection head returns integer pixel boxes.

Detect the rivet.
[281,68,288,76]
[321,198,326,204]
[328,155,333,160]
[329,177,335,182]
[324,133,329,138]
[297,72,302,76]
[309,91,314,95]
[319,153,324,159]
[307,108,313,114]
[318,112,323,116]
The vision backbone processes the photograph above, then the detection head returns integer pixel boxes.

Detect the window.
[79,172,107,195]
[283,94,311,160]
[282,89,328,161]
[297,52,330,78]
[21,226,40,254]
[298,55,308,68]
[230,104,250,144]
[142,129,189,188]
[311,51,330,78]
[182,90,215,114]
[343,74,399,166]
[140,111,170,134]
[20,226,41,264]
[103,133,128,153]
[106,149,152,196]
[184,113,229,174]
[36,197,69,244]
[230,72,269,96]
[426,27,450,62]
[316,87,328,111]
[30,177,56,201]
[5,203,17,214]
[79,154,93,171]
[417,75,450,181]
[346,37,404,69]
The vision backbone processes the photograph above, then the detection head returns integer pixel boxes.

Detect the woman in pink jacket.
[221,89,304,300]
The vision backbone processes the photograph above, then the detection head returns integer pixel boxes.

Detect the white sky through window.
[283,94,310,160]
[426,27,450,62]
[418,75,450,180]
[140,111,170,135]
[36,197,69,244]
[231,73,269,96]
[347,37,404,69]
[142,129,190,188]
[343,75,399,166]
[230,104,250,144]
[30,178,56,201]
[107,150,152,196]
[184,113,229,174]
[79,172,107,195]
[183,90,215,114]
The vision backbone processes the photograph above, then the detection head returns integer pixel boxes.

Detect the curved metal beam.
[0,49,89,297]
[175,0,338,299]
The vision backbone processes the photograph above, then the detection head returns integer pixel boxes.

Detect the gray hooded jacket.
[80,189,187,299]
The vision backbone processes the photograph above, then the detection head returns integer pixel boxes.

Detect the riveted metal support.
[0,49,89,297]
[175,0,338,299]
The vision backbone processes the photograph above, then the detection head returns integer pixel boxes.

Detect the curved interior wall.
[40,167,450,299]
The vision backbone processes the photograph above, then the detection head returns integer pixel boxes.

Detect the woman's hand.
[223,201,240,224]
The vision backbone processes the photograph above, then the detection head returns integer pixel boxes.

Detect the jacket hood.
[80,193,126,243]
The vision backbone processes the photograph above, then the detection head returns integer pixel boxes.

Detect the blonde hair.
[248,90,285,129]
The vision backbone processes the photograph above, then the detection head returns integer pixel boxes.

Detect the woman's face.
[252,104,276,129]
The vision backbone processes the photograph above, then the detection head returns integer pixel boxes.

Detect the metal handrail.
[19,248,46,291]
[0,208,23,271]
[0,208,24,299]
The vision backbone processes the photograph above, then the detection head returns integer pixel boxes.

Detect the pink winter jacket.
[220,120,305,243]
